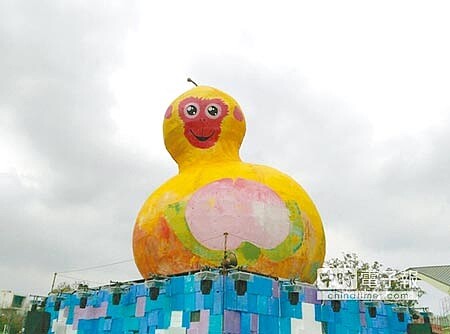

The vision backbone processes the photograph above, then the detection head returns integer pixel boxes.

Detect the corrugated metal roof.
[408,265,450,292]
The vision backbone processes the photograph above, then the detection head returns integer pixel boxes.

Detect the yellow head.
[163,86,246,171]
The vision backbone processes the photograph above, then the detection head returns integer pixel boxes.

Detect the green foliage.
[0,309,25,333]
[51,281,82,294]
[325,252,425,307]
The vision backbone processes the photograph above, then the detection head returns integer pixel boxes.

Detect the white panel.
[301,303,322,334]
[51,319,58,332]
[170,310,184,327]
[65,326,78,334]
[57,308,68,323]
[291,318,304,333]
[155,329,186,334]
[167,328,187,334]
[53,323,67,334]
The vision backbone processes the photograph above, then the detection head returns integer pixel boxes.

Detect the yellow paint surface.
[133,86,325,282]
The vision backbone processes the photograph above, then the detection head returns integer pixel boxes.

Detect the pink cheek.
[233,106,244,121]
[164,105,173,119]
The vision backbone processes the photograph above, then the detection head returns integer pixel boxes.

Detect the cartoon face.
[178,97,229,149]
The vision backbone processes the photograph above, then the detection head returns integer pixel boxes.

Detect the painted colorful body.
[133,86,325,282]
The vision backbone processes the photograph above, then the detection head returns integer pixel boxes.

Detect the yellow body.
[133,86,325,282]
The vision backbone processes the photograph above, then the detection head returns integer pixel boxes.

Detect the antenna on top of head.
[187,77,198,87]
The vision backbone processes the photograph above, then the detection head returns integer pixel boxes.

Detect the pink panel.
[186,178,290,250]
[96,302,108,318]
[135,296,146,317]
[72,306,82,330]
[251,313,258,332]
[360,312,367,327]
[272,280,280,298]
[187,309,209,334]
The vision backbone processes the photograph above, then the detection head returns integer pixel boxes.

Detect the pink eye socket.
[205,104,221,119]
[184,103,199,118]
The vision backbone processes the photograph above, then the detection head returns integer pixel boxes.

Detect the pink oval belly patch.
[185,178,290,250]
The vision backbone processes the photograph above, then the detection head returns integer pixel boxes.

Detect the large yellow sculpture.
[133,85,325,282]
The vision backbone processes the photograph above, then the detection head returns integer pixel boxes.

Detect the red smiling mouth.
[189,129,214,142]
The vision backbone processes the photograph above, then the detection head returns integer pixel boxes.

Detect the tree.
[50,281,83,294]
[324,252,425,308]
[0,308,26,334]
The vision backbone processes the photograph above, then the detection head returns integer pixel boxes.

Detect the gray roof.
[407,265,450,294]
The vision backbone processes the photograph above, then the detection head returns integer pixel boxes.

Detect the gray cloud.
[0,1,174,294]
[1,2,448,314]
[190,58,450,270]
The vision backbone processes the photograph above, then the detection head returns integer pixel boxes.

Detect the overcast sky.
[1,0,449,313]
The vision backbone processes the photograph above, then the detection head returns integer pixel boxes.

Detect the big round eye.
[206,104,221,119]
[184,104,199,118]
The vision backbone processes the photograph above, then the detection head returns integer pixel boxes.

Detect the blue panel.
[182,311,190,328]
[377,315,388,329]
[225,277,234,291]
[247,276,272,296]
[327,322,337,334]
[147,311,159,326]
[194,280,202,293]
[124,317,139,332]
[184,293,195,312]
[247,294,258,314]
[267,296,279,316]
[314,304,321,321]
[158,309,167,328]
[43,275,418,334]
[170,276,186,295]
[209,314,223,334]
[204,292,214,310]
[111,318,124,334]
[213,276,224,291]
[128,287,137,304]
[341,309,361,329]
[136,284,148,297]
[107,304,123,319]
[104,317,112,330]
[195,292,204,309]
[160,307,171,329]
[236,294,249,312]
[334,323,348,334]
[279,317,291,333]
[320,303,335,323]
[259,315,279,334]
[377,303,387,316]
[225,289,237,310]
[139,317,148,334]
[256,295,268,315]
[77,319,87,331]
[280,300,301,319]
[66,306,74,325]
[124,304,136,317]
[342,300,360,313]
[146,295,170,312]
[98,318,105,332]
[97,290,109,303]
[212,291,223,314]
[240,312,251,333]
[172,293,185,310]
[121,292,130,305]
[184,275,195,294]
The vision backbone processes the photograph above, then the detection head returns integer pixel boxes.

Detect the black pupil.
[208,106,218,116]
[186,105,197,115]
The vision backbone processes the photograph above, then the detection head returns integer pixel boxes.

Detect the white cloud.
[1,0,449,312]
